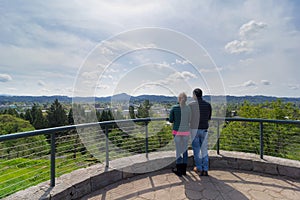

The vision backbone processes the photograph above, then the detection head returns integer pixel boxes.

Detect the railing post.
[50,133,56,187]
[259,122,264,159]
[145,121,149,158]
[217,120,220,155]
[105,125,109,168]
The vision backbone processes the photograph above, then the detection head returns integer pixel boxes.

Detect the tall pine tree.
[47,99,67,128]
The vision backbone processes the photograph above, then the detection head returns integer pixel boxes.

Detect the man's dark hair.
[193,88,202,98]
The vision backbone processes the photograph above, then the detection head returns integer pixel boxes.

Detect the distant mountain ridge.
[0,94,300,105]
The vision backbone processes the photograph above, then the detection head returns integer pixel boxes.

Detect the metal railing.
[0,117,299,198]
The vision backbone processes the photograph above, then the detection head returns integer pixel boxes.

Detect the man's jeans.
[191,129,209,171]
[174,135,189,164]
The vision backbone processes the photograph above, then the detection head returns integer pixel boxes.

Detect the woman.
[169,92,191,176]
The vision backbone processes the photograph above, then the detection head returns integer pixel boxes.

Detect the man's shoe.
[202,171,209,176]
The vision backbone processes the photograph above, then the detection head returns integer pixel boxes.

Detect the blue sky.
[0,0,300,97]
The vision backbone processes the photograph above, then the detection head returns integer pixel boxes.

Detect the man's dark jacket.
[189,98,212,129]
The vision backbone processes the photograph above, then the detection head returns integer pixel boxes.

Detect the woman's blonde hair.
[178,92,187,107]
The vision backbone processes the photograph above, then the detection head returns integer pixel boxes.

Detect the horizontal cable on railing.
[0,145,50,160]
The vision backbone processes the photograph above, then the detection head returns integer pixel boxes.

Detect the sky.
[0,0,300,97]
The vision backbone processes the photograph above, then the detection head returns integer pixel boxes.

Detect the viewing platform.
[5,151,300,200]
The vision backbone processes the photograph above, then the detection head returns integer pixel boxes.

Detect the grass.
[0,158,50,198]
[0,155,98,199]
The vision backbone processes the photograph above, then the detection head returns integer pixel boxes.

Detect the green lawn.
[0,155,97,198]
[0,158,50,198]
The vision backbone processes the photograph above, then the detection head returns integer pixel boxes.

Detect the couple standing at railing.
[169,88,212,177]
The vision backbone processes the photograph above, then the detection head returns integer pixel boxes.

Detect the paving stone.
[185,188,203,200]
[264,189,285,199]
[80,168,300,200]
[138,191,155,200]
[170,185,186,200]
[133,177,152,190]
[202,188,220,199]
[184,181,204,192]
[249,190,274,200]
[166,173,182,184]
[154,188,171,199]
[150,174,168,187]
[280,189,300,200]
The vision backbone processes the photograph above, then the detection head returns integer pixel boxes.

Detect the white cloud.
[239,20,267,39]
[243,80,257,87]
[175,59,190,65]
[261,80,271,85]
[0,74,12,82]
[288,84,300,90]
[38,80,46,87]
[157,62,170,68]
[225,20,267,54]
[81,71,98,80]
[169,71,197,81]
[181,71,197,79]
[225,40,253,54]
[96,84,110,89]
[230,80,257,88]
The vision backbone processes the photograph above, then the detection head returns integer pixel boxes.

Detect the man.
[189,88,212,176]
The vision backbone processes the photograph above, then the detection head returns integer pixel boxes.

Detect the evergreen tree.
[68,108,74,125]
[3,108,19,117]
[129,105,135,119]
[96,110,101,122]
[47,99,67,128]
[100,110,108,121]
[99,110,114,121]
[136,100,152,118]
[24,109,32,123]
[30,104,47,129]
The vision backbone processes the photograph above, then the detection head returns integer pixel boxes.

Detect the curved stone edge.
[4,150,300,200]
[210,150,300,178]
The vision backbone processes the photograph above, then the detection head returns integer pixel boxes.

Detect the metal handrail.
[0,117,299,187]
[1,117,298,142]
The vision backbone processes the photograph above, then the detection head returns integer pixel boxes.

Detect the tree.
[136,100,152,118]
[31,104,47,129]
[129,105,135,119]
[221,100,300,160]
[24,109,32,123]
[47,99,67,128]
[2,108,19,117]
[99,110,114,122]
[68,108,74,125]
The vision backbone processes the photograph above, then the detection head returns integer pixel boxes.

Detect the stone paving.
[81,168,300,200]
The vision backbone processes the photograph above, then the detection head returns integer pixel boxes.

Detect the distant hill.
[0,94,299,105]
[0,95,71,104]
